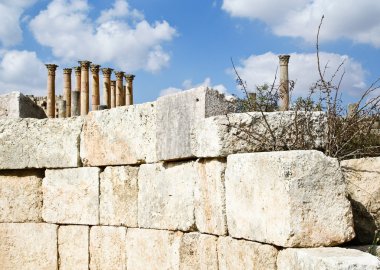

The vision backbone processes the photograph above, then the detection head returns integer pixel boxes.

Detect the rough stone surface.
[126,228,183,270]
[0,223,58,270]
[277,247,380,270]
[195,159,227,235]
[58,225,89,270]
[42,167,100,225]
[218,237,278,270]
[191,111,327,158]
[0,170,42,222]
[0,117,84,169]
[100,166,138,226]
[80,102,157,166]
[156,87,235,161]
[90,226,127,270]
[138,162,196,231]
[0,91,47,119]
[341,157,380,244]
[225,150,355,247]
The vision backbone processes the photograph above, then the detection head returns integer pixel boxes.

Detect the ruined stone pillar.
[73,66,81,113]
[90,64,101,111]
[248,92,257,111]
[110,80,116,108]
[63,68,72,117]
[45,64,58,118]
[58,100,66,118]
[79,60,91,116]
[125,74,135,106]
[101,68,113,108]
[279,55,290,111]
[115,71,125,107]
[71,90,80,116]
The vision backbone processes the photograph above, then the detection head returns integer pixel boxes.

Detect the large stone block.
[0,91,47,119]
[90,226,127,270]
[58,225,89,270]
[156,87,235,161]
[218,237,278,270]
[100,166,138,226]
[80,102,157,166]
[277,247,380,270]
[0,170,42,222]
[349,245,380,257]
[341,157,380,244]
[138,162,196,231]
[42,167,100,225]
[0,117,84,169]
[126,228,183,270]
[0,223,58,270]
[225,150,355,247]
[191,111,327,158]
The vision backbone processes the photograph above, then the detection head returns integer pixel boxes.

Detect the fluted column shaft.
[45,64,58,118]
[125,74,135,106]
[79,60,91,115]
[91,64,101,111]
[115,71,125,107]
[101,68,113,108]
[63,68,72,117]
[279,55,290,111]
[110,80,116,108]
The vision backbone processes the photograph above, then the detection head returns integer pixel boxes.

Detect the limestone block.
[341,157,380,244]
[191,111,327,158]
[0,117,84,169]
[179,233,218,270]
[195,159,227,235]
[0,170,42,222]
[277,247,380,270]
[126,228,183,270]
[58,226,89,270]
[156,86,235,161]
[80,102,157,166]
[100,166,138,226]
[225,150,355,247]
[218,237,278,270]
[90,226,127,270]
[42,167,100,224]
[138,162,196,231]
[0,223,58,270]
[0,91,46,119]
[349,245,380,257]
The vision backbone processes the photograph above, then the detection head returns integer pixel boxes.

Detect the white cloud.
[29,0,176,72]
[222,0,380,47]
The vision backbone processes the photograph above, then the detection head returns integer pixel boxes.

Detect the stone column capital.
[111,80,116,86]
[73,66,81,75]
[114,71,125,79]
[78,60,91,69]
[101,68,114,77]
[45,64,58,75]
[90,64,101,73]
[63,68,72,75]
[125,74,135,82]
[279,55,290,66]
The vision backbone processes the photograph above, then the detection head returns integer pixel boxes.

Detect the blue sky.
[1,0,380,105]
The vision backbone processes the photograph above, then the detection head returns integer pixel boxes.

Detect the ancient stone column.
[115,71,125,107]
[101,68,113,108]
[71,90,80,116]
[125,74,135,106]
[279,55,290,111]
[58,100,66,118]
[45,64,58,118]
[79,60,91,115]
[248,92,257,111]
[73,66,81,113]
[90,64,101,111]
[110,80,116,108]
[63,68,72,117]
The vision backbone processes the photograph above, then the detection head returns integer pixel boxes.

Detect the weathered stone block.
[195,159,227,235]
[277,247,380,270]
[191,111,327,157]
[218,237,278,270]
[100,166,138,226]
[0,91,46,119]
[0,170,42,222]
[80,102,157,166]
[126,228,183,270]
[0,223,57,270]
[225,150,355,247]
[156,87,235,161]
[90,226,127,270]
[0,117,83,169]
[42,167,100,225]
[349,245,380,257]
[58,225,89,270]
[341,157,380,244]
[138,162,196,231]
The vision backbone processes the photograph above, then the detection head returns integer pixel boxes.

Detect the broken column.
[79,60,91,116]
[102,68,113,109]
[115,71,125,107]
[58,100,66,118]
[45,64,58,118]
[91,64,100,111]
[279,55,290,111]
[63,68,72,117]
[110,80,116,108]
[71,90,80,116]
[125,74,135,106]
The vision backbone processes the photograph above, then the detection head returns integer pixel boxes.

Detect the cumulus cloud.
[29,0,176,72]
[222,0,380,47]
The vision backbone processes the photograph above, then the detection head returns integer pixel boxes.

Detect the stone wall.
[0,87,379,269]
